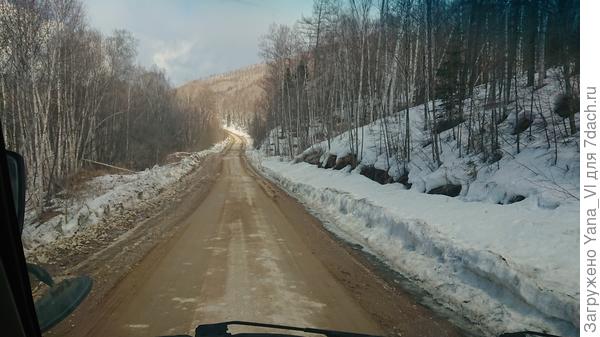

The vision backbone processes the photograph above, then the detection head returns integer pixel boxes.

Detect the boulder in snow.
[323,154,337,169]
[427,184,462,197]
[334,154,357,170]
[512,116,532,135]
[360,166,393,185]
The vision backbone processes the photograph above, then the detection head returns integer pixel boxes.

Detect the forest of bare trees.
[180,63,266,129]
[0,0,217,211]
[252,0,579,168]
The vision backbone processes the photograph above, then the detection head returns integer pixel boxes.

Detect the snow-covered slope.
[264,70,579,210]
[247,72,579,336]
[250,157,577,336]
[23,138,231,251]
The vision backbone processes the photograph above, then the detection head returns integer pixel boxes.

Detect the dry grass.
[59,167,124,197]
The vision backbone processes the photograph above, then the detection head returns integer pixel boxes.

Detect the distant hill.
[177,63,267,123]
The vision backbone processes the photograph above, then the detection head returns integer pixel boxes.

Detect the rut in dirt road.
[62,135,463,337]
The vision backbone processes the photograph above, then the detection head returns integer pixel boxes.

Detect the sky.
[84,0,314,86]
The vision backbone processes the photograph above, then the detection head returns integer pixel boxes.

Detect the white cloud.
[152,40,194,73]
[84,0,314,85]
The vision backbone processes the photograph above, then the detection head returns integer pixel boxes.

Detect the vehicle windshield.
[0,0,580,337]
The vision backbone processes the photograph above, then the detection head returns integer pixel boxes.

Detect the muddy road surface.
[51,135,463,337]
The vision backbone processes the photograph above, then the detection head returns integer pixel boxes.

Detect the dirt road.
[61,135,463,337]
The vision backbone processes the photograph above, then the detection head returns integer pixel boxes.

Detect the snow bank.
[23,138,231,251]
[248,70,578,335]
[250,157,577,336]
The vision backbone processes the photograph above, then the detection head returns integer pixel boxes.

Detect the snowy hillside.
[265,70,579,210]
[246,71,579,336]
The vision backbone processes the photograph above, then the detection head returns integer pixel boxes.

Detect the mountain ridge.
[177,63,267,123]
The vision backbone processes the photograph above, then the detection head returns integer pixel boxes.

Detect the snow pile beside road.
[249,155,578,336]
[23,138,231,251]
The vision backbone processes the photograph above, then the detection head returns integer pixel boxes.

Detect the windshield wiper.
[162,321,382,337]
[196,321,382,337]
[161,321,565,337]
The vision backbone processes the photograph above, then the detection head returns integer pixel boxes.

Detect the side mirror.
[5,151,94,331]
[27,263,94,331]
[6,150,25,233]
[34,275,93,332]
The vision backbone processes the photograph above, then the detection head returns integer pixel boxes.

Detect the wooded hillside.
[178,63,266,127]
[252,0,579,166]
[0,0,217,211]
